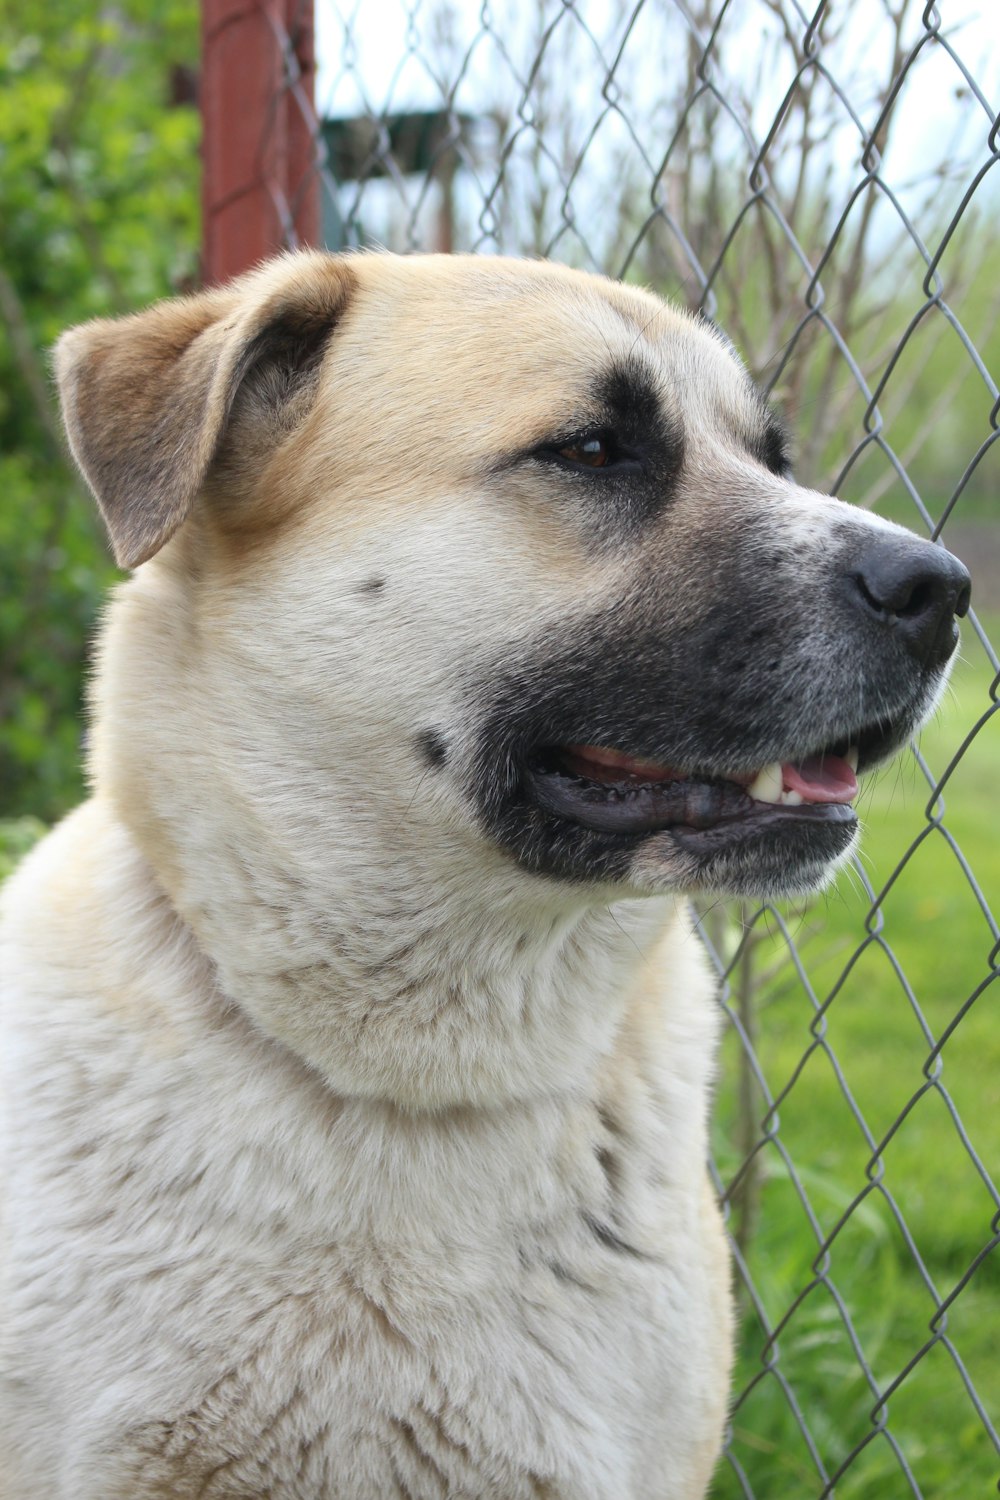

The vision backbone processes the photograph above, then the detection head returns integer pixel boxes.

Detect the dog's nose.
[848,537,971,668]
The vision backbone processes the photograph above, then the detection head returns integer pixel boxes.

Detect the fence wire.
[254,2,1000,1493]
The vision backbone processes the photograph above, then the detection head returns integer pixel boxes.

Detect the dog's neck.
[96,778,693,1110]
[185,830,688,1110]
[91,568,708,1112]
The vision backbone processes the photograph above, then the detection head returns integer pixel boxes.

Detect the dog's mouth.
[476,641,937,893]
[522,720,898,840]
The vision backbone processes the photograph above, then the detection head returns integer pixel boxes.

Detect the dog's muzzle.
[470,523,971,898]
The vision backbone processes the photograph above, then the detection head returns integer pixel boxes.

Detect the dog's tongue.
[782,754,858,804]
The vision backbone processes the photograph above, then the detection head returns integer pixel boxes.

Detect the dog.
[0,251,969,1499]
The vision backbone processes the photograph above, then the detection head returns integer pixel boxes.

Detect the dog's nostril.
[853,564,949,623]
[896,577,936,621]
[852,571,887,619]
[848,538,971,668]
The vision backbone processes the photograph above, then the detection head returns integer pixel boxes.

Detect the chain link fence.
[202,2,1000,1492]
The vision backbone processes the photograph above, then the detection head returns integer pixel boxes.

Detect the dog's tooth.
[779,788,804,806]
[746,762,783,804]
[846,746,859,771]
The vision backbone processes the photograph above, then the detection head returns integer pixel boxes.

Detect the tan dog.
[0,252,969,1499]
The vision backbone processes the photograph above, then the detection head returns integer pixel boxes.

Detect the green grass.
[710,620,1000,1498]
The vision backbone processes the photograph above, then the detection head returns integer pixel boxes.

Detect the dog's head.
[57,252,969,910]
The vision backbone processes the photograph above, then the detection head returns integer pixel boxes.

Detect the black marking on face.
[465,512,958,897]
[752,404,792,477]
[691,314,791,477]
[358,574,387,595]
[416,729,448,769]
[727,385,791,477]
[508,355,685,542]
[594,359,677,460]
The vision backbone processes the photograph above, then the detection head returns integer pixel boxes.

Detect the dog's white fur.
[3,251,946,1498]
[3,799,726,1498]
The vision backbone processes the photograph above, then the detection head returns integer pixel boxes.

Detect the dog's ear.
[54,253,356,568]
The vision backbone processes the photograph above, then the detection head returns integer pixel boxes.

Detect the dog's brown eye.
[559,436,609,468]
[535,428,637,474]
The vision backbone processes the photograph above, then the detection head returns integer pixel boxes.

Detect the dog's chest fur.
[1,804,728,1500]
[104,1220,716,1500]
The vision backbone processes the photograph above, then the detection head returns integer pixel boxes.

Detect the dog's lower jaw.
[629,815,861,901]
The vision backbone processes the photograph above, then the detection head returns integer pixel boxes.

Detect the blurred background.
[1,1,998,1494]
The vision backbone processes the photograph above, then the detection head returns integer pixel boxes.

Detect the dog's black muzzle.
[467,517,971,896]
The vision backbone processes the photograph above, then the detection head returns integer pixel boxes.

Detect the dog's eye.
[559,436,610,468]
[539,430,636,473]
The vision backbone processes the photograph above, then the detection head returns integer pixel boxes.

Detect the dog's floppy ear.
[54,253,355,568]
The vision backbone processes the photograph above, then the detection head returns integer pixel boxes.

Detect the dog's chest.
[9,1039,729,1499]
[48,1085,724,1499]
[2,820,727,1498]
[108,1217,718,1500]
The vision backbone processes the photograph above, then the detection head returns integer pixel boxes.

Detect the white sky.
[311,1,999,264]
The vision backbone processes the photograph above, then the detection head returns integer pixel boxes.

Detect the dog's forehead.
[313,253,767,462]
[342,254,758,435]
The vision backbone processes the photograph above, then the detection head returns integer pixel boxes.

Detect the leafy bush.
[0,0,199,820]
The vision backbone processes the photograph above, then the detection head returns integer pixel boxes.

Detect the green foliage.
[0,814,46,881]
[0,0,199,819]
